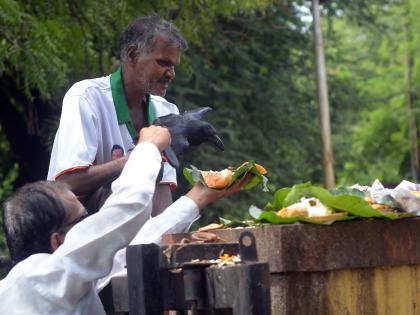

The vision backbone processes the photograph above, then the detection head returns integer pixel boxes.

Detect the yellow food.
[411,191,420,197]
[276,197,348,222]
[277,197,333,218]
[239,161,267,175]
[371,203,392,210]
[201,161,266,189]
[364,196,373,204]
[201,168,234,189]
[307,212,348,222]
[198,223,224,232]
[277,207,308,218]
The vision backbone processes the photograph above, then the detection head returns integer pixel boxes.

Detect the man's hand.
[138,125,171,152]
[153,107,224,167]
[186,173,252,210]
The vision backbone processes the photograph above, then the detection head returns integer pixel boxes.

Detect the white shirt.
[0,143,199,315]
[47,74,179,187]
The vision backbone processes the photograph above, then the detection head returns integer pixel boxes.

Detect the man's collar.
[110,67,156,141]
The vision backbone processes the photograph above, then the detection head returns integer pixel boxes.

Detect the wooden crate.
[163,218,420,315]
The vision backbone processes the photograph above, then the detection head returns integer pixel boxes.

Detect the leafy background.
[1,0,420,257]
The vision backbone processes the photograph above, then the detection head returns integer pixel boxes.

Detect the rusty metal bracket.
[239,231,258,262]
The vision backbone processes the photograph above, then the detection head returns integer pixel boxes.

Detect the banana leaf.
[250,205,358,225]
[183,161,269,191]
[219,217,260,228]
[264,183,383,218]
[308,185,396,219]
[329,186,365,197]
[261,183,414,222]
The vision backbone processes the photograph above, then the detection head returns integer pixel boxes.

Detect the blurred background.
[1,0,420,255]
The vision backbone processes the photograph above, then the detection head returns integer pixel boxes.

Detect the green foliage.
[171,3,324,225]
[0,0,282,251]
[1,0,419,233]
[0,128,18,256]
[324,0,420,187]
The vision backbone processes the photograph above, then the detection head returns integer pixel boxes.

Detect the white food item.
[288,197,333,217]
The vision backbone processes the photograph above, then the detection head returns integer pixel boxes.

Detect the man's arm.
[42,127,170,306]
[152,184,173,216]
[57,156,128,196]
[97,175,251,292]
[59,157,172,215]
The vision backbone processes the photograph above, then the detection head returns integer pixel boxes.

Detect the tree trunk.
[312,0,335,188]
[402,0,419,180]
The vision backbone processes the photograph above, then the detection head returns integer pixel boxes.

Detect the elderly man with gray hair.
[48,15,222,216]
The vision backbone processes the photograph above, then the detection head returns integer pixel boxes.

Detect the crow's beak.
[207,134,224,151]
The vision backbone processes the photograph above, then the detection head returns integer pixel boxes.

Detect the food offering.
[195,180,418,231]
[275,197,349,222]
[249,181,415,225]
[183,161,269,191]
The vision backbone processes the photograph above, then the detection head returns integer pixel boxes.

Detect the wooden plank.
[161,269,190,311]
[248,262,271,314]
[163,218,420,272]
[102,269,191,313]
[105,246,270,314]
[206,262,271,315]
[206,264,252,314]
[126,244,164,315]
[100,275,129,313]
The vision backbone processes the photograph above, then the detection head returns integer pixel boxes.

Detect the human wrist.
[133,142,161,159]
[185,184,222,211]
[137,126,171,152]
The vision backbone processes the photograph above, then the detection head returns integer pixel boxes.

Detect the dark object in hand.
[154,107,224,168]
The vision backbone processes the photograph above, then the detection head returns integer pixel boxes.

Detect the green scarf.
[110,67,156,141]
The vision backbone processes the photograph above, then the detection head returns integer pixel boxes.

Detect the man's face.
[58,188,87,233]
[111,148,124,160]
[132,33,181,97]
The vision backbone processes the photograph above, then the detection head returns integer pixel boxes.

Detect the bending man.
[1,126,246,314]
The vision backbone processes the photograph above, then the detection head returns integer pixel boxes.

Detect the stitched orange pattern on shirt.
[55,166,90,179]
[159,181,177,190]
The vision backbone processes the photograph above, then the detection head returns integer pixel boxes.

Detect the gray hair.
[3,181,70,265]
[119,14,188,62]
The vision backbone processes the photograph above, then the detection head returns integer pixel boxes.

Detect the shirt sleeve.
[47,94,99,180]
[95,196,200,292]
[26,142,163,308]
[159,160,178,189]
[130,196,199,245]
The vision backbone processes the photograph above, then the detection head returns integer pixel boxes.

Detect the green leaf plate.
[183,161,269,191]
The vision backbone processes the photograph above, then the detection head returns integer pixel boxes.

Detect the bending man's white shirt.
[0,142,199,315]
[97,195,199,291]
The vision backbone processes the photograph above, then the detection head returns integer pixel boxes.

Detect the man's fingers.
[224,173,253,195]
[236,173,253,188]
[138,126,171,152]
